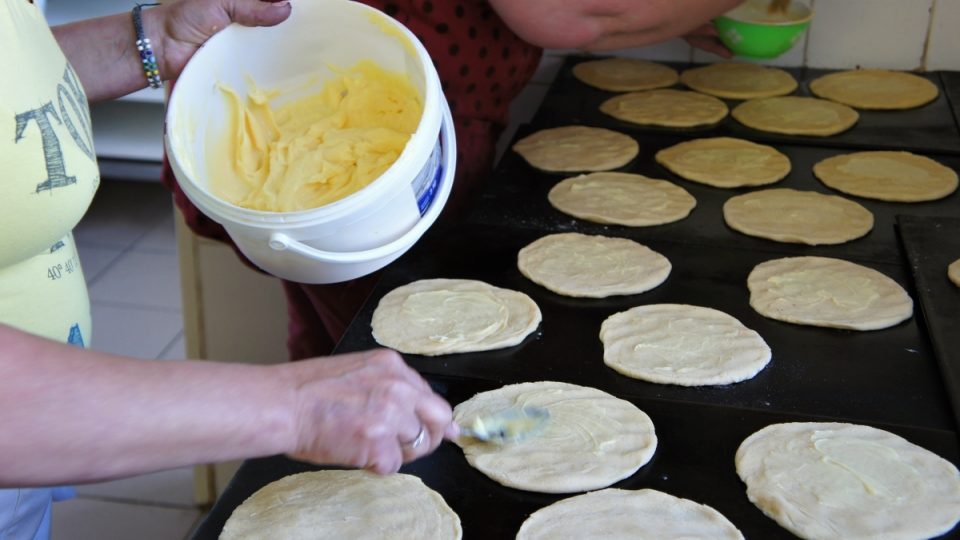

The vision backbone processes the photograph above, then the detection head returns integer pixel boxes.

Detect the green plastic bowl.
[714,0,813,59]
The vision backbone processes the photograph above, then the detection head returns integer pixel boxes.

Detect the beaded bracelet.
[132,3,162,89]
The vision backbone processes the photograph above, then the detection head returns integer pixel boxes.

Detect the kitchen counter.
[192,58,960,539]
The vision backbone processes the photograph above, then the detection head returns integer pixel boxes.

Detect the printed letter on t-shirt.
[14,101,77,194]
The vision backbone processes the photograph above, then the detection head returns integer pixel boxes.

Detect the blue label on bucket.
[413,140,444,216]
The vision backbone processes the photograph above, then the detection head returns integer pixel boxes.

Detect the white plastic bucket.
[164,0,455,284]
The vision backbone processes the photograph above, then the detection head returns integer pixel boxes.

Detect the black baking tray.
[335,222,953,431]
[943,71,960,135]
[190,375,960,540]
[531,56,960,155]
[467,127,960,266]
[898,215,960,434]
[191,57,960,538]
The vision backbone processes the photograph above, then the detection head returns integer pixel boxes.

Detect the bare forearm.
[0,325,294,486]
[50,0,290,104]
[51,8,165,103]
[489,0,743,51]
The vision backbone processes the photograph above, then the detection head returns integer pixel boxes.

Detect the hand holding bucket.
[165,0,456,284]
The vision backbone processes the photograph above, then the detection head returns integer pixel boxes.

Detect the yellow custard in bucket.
[208,61,424,212]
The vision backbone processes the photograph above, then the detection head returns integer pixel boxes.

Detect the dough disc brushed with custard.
[732,96,858,136]
[723,188,874,245]
[547,171,696,226]
[748,256,913,331]
[512,125,638,172]
[453,381,657,493]
[681,62,797,99]
[813,151,958,202]
[572,57,679,91]
[655,137,791,188]
[371,279,541,355]
[600,89,729,128]
[810,69,939,110]
[601,304,771,386]
[516,488,744,540]
[518,232,671,298]
[220,471,462,540]
[736,422,960,540]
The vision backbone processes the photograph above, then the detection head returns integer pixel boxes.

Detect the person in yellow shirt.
[0,1,456,538]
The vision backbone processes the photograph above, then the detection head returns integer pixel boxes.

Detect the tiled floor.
[53,179,205,540]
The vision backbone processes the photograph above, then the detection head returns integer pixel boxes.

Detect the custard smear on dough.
[208,60,423,212]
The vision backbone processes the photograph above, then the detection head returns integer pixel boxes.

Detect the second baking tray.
[532,56,960,155]
[468,127,960,267]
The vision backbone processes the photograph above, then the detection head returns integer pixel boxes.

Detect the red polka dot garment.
[364,1,544,214]
[368,0,543,125]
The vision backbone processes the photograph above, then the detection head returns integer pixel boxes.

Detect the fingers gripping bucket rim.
[164,0,455,284]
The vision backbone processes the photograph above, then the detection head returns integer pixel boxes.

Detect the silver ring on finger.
[404,425,425,450]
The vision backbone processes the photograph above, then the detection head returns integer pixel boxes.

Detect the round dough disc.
[732,96,859,136]
[736,422,960,540]
[221,471,462,540]
[655,137,791,188]
[748,256,913,331]
[516,488,744,540]
[547,172,696,226]
[950,259,960,288]
[813,151,959,202]
[572,57,679,92]
[809,69,939,110]
[600,304,771,386]
[681,62,798,99]
[517,232,671,298]
[722,188,874,245]
[512,126,639,172]
[599,89,729,128]
[453,381,657,493]
[371,278,541,356]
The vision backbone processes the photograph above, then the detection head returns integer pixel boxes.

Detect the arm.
[487,0,742,51]
[0,324,454,486]
[50,0,291,103]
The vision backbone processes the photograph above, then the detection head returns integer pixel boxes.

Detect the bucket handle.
[267,162,448,264]
[267,228,425,264]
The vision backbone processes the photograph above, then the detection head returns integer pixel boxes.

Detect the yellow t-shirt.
[0,0,98,346]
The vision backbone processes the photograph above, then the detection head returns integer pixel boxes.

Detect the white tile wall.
[805,0,933,70]
[927,0,960,70]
